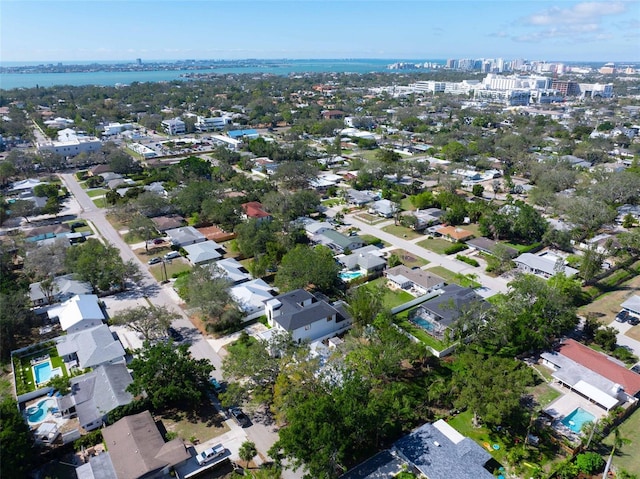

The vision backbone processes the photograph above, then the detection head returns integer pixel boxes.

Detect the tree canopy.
[274,244,340,293]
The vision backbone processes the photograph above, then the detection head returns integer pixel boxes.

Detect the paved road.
[342,212,510,294]
[59,173,295,476]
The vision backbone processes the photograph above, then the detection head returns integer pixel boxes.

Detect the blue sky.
[1,1,638,63]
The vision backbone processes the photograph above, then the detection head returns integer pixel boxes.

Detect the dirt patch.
[578,272,640,323]
[157,404,229,444]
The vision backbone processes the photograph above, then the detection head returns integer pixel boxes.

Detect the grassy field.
[85,188,107,198]
[400,197,415,211]
[148,258,192,281]
[359,234,389,247]
[602,407,640,475]
[92,197,107,208]
[529,382,561,408]
[448,410,509,465]
[417,237,455,255]
[381,224,423,240]
[354,212,388,225]
[157,404,229,444]
[321,198,343,207]
[363,277,414,309]
[427,265,481,288]
[388,249,429,268]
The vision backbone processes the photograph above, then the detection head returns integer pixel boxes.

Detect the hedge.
[444,243,468,255]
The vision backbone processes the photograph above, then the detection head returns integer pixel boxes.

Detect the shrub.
[443,243,467,255]
[456,254,479,267]
[575,452,604,475]
[73,430,103,451]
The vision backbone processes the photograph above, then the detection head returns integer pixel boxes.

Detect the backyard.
[363,277,414,309]
[427,266,482,289]
[417,237,457,255]
[157,403,229,445]
[13,344,67,395]
[602,407,640,475]
[394,308,447,351]
[388,249,429,269]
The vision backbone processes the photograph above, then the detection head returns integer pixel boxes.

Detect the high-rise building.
[136,58,142,65]
[551,80,580,96]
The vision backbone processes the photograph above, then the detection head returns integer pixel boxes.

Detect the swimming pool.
[26,398,55,424]
[33,361,62,386]
[561,407,595,433]
[411,316,436,332]
[339,271,364,281]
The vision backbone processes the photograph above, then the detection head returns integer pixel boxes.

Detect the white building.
[195,115,231,132]
[162,117,186,135]
[47,294,105,334]
[38,130,102,158]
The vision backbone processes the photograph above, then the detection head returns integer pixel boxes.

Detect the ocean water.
[0,59,439,89]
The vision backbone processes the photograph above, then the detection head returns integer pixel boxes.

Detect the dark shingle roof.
[271,289,349,331]
[419,284,486,327]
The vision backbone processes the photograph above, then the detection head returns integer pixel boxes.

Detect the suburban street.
[58,173,293,475]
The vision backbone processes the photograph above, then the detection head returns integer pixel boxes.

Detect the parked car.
[628,316,640,326]
[147,257,162,265]
[153,238,165,244]
[196,443,225,465]
[167,327,183,342]
[229,407,250,427]
[210,378,224,395]
[164,251,181,260]
[615,310,630,323]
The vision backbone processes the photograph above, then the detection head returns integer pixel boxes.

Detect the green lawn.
[13,346,67,395]
[354,212,387,225]
[427,266,481,288]
[395,314,447,351]
[321,198,344,207]
[417,238,454,255]
[86,188,107,198]
[363,277,414,309]
[149,259,192,281]
[359,234,389,247]
[603,407,640,475]
[92,197,107,208]
[448,410,509,466]
[158,405,229,444]
[502,241,541,253]
[388,249,429,268]
[381,224,423,240]
[529,382,561,408]
[400,197,416,211]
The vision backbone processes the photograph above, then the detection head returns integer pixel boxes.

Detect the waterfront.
[0,59,438,89]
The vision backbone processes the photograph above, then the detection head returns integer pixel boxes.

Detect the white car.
[163,251,181,260]
[196,443,225,465]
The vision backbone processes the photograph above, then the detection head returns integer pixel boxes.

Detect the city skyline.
[1,1,639,63]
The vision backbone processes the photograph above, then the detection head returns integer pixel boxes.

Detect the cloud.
[523,1,628,26]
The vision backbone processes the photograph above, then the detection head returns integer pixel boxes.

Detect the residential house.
[337,245,386,275]
[29,274,93,307]
[182,240,224,265]
[322,110,345,120]
[264,289,352,343]
[435,226,474,243]
[341,420,494,479]
[251,157,279,176]
[100,410,191,479]
[89,164,113,176]
[314,229,365,253]
[411,208,444,230]
[151,215,186,233]
[409,285,488,340]
[369,199,398,218]
[143,182,168,198]
[346,189,377,206]
[385,265,445,296]
[301,218,334,237]
[465,237,518,258]
[230,278,277,321]
[514,252,578,279]
[75,452,118,479]
[211,258,251,284]
[9,178,44,194]
[161,117,185,135]
[241,201,272,222]
[47,294,105,333]
[621,295,640,317]
[541,339,640,411]
[165,226,206,247]
[56,363,133,432]
[56,324,126,370]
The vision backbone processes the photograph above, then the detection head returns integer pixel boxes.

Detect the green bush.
[456,254,479,267]
[443,243,467,255]
[575,451,604,475]
[73,430,103,451]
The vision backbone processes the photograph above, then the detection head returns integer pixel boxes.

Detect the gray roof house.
[621,295,640,316]
[340,420,494,479]
[465,237,518,258]
[182,240,223,265]
[385,265,445,297]
[101,410,191,479]
[347,189,378,206]
[514,252,578,279]
[265,289,352,343]
[165,226,206,247]
[314,229,365,253]
[412,208,444,230]
[56,324,126,370]
[75,452,118,479]
[338,245,386,274]
[369,199,398,218]
[57,363,134,432]
[29,274,93,307]
[211,257,251,284]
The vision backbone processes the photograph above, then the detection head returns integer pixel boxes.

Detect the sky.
[1,0,638,63]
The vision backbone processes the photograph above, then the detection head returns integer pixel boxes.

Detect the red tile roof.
[241,202,271,219]
[558,339,640,396]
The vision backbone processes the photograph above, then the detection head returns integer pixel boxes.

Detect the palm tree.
[239,440,257,469]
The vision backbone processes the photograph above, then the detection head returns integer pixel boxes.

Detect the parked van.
[163,251,180,260]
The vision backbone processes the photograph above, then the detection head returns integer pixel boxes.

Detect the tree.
[239,440,258,469]
[271,161,318,190]
[23,237,68,280]
[110,153,141,174]
[9,199,39,223]
[575,451,604,475]
[387,253,402,268]
[110,305,179,342]
[472,184,484,197]
[594,326,617,351]
[274,245,340,293]
[441,141,467,162]
[128,214,157,253]
[375,148,401,163]
[0,397,34,479]
[181,265,238,330]
[346,286,384,328]
[127,341,214,410]
[452,351,534,427]
[410,190,436,209]
[580,244,604,282]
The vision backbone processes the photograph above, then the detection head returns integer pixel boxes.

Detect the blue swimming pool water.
[340,271,364,281]
[561,408,595,433]
[27,398,54,423]
[33,362,53,385]
[411,317,435,332]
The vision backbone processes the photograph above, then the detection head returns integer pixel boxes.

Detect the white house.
[47,294,105,333]
[514,252,578,279]
[230,279,276,321]
[212,258,251,284]
[264,289,352,343]
[183,240,224,265]
[165,226,206,247]
[56,324,126,369]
